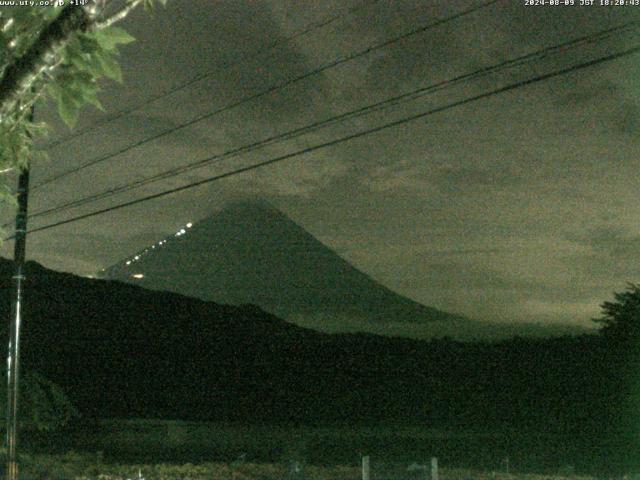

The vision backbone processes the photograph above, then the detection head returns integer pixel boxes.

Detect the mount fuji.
[99,201,580,339]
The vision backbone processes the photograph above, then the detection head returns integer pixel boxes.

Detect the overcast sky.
[2,0,640,328]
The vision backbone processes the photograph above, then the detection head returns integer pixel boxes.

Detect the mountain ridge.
[0,257,600,428]
[99,201,467,331]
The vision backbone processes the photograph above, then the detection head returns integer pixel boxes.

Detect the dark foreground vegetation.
[1,260,639,475]
[0,449,598,480]
[18,420,631,476]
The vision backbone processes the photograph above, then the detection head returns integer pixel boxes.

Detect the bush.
[0,370,79,432]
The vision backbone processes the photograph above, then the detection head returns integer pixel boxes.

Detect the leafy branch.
[0,1,166,240]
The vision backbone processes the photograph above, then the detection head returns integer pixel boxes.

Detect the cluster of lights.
[175,223,193,237]
[123,221,194,268]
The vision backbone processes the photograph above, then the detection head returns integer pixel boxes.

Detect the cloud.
[614,102,640,136]
[222,151,351,198]
[555,82,620,108]
[418,260,547,293]
[287,310,590,341]
[361,161,435,192]
[569,225,640,258]
[5,0,640,337]
[436,166,527,192]
[560,226,640,286]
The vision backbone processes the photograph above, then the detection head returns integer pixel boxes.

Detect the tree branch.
[0,6,91,120]
[95,0,144,30]
[0,0,146,121]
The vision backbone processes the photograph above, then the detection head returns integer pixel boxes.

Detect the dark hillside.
[0,258,633,474]
[1,259,434,423]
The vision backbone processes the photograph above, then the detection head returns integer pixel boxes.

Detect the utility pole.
[5,107,32,480]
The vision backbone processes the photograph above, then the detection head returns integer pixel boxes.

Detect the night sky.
[2,0,640,329]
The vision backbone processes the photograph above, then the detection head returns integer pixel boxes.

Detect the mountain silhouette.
[0,258,337,420]
[0,258,602,424]
[99,201,466,333]
[0,258,620,472]
[0,258,504,422]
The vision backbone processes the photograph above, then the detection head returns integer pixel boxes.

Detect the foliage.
[593,283,640,340]
[0,2,165,239]
[0,7,134,156]
[0,453,598,480]
[46,25,136,127]
[0,370,79,432]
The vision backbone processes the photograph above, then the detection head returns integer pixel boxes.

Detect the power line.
[42,0,384,151]
[32,0,500,190]
[20,20,640,224]
[8,44,639,241]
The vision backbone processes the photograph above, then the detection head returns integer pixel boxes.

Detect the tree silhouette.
[0,371,78,432]
[594,284,640,341]
[592,284,640,473]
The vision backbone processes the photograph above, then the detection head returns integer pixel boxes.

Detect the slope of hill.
[98,201,587,340]
[99,201,464,327]
[0,258,431,422]
[0,259,628,474]
[0,258,602,428]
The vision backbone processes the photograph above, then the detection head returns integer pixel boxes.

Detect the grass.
[15,419,635,477]
[3,450,597,480]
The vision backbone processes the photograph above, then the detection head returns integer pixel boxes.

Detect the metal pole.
[5,111,32,480]
[430,457,438,480]
[362,455,370,480]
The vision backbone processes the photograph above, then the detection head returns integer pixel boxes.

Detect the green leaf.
[77,32,100,54]
[93,26,135,52]
[83,51,111,78]
[96,50,123,83]
[58,90,80,128]
[46,82,63,104]
[69,52,92,72]
[24,121,49,139]
[80,84,104,111]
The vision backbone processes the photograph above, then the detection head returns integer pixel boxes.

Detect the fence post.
[362,455,370,480]
[430,457,438,480]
